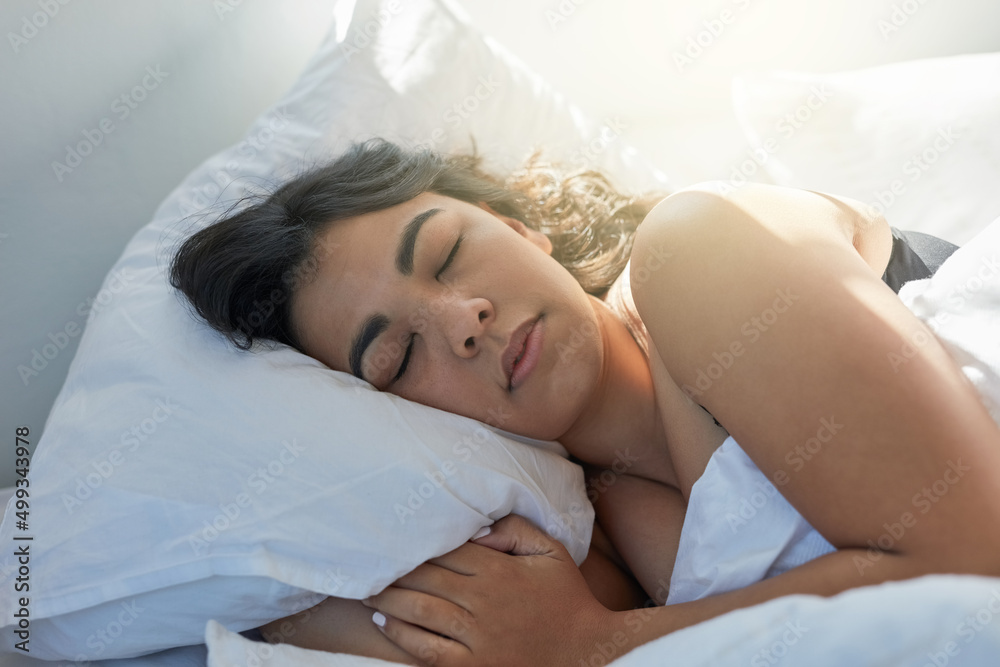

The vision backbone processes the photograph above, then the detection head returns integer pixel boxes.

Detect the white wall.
[453,0,1000,182]
[1,1,336,488]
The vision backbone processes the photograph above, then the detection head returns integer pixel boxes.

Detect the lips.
[502,316,544,390]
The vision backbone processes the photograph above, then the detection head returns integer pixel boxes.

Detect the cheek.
[536,316,603,431]
[401,364,491,420]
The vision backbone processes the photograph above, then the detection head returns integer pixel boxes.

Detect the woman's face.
[290,191,605,441]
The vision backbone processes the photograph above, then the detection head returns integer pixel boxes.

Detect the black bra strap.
[881,226,960,294]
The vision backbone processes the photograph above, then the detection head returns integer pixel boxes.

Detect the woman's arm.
[629,182,1000,573]
[256,522,645,660]
[363,500,997,666]
[258,595,419,664]
[586,465,686,605]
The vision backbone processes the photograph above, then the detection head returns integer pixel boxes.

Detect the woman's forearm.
[589,471,686,605]
[258,596,417,664]
[359,514,1000,667]
[599,547,941,657]
[257,530,646,661]
[581,519,651,611]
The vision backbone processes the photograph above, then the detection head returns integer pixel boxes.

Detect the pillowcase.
[206,620,398,667]
[0,0,669,660]
[732,52,1000,245]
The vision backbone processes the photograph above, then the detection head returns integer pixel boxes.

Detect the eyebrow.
[349,314,389,380]
[395,208,442,276]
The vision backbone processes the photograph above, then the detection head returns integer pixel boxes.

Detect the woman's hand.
[361,515,615,667]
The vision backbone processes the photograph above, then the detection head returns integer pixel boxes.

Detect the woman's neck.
[558,295,677,487]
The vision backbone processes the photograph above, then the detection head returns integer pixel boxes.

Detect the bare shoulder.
[628,181,891,374]
[628,181,1000,562]
[634,181,890,270]
[629,181,895,335]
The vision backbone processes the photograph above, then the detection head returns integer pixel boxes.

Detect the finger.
[428,516,561,573]
[426,540,508,574]
[365,585,476,642]
[393,561,471,595]
[373,610,472,667]
[469,514,568,559]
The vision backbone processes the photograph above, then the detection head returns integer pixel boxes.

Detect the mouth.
[502,316,544,391]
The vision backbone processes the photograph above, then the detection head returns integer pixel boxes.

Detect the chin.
[536,382,595,442]
[524,422,572,444]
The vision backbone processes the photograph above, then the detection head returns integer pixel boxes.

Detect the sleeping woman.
[169,138,1000,665]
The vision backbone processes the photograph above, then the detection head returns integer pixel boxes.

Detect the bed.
[4,1,1000,665]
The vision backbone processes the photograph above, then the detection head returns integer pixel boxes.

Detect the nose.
[441,297,494,358]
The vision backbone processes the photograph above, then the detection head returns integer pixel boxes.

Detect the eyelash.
[435,234,463,280]
[391,234,464,385]
[391,334,414,384]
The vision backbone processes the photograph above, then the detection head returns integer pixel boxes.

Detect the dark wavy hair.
[169,138,666,352]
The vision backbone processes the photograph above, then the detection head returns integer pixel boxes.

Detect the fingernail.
[472,526,491,540]
[361,597,373,608]
[372,611,386,628]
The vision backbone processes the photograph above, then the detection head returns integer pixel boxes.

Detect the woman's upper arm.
[629,182,1000,571]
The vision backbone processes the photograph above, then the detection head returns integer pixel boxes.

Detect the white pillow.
[0,0,669,660]
[732,52,1000,245]
[206,620,398,667]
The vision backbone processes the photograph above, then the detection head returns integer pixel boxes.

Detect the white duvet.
[194,219,1000,665]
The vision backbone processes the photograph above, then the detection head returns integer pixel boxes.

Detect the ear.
[477,202,553,255]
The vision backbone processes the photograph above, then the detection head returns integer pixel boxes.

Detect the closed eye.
[436,235,463,279]
[390,334,415,385]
